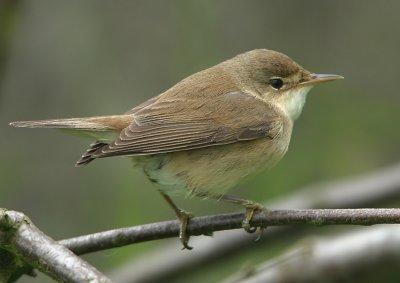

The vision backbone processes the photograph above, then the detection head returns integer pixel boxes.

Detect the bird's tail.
[10,114,134,166]
[9,115,132,132]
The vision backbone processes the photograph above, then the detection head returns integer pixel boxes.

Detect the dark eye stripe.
[268,78,284,90]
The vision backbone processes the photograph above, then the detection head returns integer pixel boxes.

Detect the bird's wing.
[94,91,283,158]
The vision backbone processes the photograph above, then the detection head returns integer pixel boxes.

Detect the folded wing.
[92,91,283,158]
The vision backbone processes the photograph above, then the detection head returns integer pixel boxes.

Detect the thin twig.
[109,162,400,283]
[60,208,400,256]
[0,209,111,283]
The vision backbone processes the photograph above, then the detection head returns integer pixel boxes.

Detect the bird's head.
[226,49,343,120]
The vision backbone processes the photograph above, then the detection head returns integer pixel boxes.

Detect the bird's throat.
[278,86,313,120]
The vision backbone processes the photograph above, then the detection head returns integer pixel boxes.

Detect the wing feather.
[93,91,283,158]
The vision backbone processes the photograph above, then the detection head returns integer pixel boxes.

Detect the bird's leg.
[219,194,265,234]
[158,191,193,250]
[194,191,265,234]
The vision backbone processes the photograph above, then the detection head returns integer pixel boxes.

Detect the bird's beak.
[300,73,344,86]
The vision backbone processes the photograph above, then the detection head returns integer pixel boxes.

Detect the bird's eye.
[269,78,284,90]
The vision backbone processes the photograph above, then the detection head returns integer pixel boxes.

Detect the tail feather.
[10,114,133,167]
[9,115,133,131]
[76,141,108,166]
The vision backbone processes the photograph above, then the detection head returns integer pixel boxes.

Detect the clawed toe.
[242,203,264,234]
[158,192,194,250]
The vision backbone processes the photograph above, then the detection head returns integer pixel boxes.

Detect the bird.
[10,49,343,249]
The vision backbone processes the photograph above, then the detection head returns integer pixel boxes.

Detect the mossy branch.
[0,209,111,283]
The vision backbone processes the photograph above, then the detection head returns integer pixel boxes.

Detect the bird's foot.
[242,202,265,234]
[175,209,193,250]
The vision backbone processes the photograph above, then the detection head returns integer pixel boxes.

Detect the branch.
[60,208,400,256]
[1,165,398,282]
[225,225,400,283]
[109,162,400,283]
[0,209,111,283]
[3,165,398,281]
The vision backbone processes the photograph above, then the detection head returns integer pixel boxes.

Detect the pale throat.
[277,86,313,120]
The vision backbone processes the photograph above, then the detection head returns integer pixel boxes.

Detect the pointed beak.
[300,73,344,86]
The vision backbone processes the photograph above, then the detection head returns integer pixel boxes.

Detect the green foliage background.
[0,1,400,282]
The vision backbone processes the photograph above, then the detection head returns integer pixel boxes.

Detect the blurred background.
[1,0,400,282]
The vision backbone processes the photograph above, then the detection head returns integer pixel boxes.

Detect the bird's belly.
[138,137,289,196]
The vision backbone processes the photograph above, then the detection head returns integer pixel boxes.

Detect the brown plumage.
[93,91,283,158]
[10,49,343,249]
[78,50,296,165]
[10,48,343,194]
